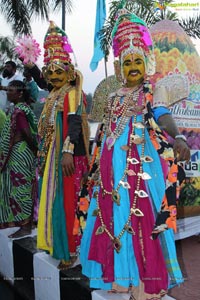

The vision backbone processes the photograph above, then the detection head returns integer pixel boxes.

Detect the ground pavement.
[169,235,200,300]
[0,229,199,300]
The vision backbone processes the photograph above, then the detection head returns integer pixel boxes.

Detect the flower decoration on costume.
[9,197,22,216]
[10,170,27,187]
[15,35,41,64]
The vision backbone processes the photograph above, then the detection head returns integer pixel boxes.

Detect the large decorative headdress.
[112,8,156,78]
[43,21,75,81]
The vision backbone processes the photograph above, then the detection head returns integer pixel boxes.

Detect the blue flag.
[90,0,106,71]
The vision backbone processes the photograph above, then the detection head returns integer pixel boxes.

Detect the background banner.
[150,19,200,217]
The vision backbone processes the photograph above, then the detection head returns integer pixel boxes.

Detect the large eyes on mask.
[47,69,65,76]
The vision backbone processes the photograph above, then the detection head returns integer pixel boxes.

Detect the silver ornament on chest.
[106,134,116,150]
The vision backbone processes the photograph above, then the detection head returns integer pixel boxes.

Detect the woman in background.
[0,80,38,238]
[0,109,6,133]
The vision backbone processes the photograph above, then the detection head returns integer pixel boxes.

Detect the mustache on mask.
[50,78,63,83]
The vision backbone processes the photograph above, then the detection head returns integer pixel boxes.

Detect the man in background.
[23,66,39,104]
[0,61,22,112]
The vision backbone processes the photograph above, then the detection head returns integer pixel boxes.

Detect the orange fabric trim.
[168,163,178,183]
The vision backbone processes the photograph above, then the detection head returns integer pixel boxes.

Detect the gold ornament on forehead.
[48,47,54,58]
[47,62,64,72]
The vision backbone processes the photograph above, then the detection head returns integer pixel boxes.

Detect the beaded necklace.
[105,85,142,150]
[94,81,153,253]
[38,83,72,174]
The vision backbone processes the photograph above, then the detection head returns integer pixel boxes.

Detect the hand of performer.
[18,55,34,68]
[173,139,190,162]
[157,114,190,163]
[61,153,75,177]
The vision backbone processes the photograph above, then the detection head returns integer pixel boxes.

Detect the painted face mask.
[46,64,73,89]
[43,20,75,88]
[112,8,156,82]
[122,53,145,87]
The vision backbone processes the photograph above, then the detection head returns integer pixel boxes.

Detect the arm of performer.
[157,112,190,162]
[61,89,83,177]
[23,63,53,91]
[152,81,190,163]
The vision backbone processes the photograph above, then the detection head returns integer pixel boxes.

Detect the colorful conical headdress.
[43,20,76,80]
[112,8,156,76]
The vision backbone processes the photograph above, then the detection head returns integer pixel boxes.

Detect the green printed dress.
[0,103,38,228]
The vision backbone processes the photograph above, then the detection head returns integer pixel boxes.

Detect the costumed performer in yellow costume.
[37,21,90,269]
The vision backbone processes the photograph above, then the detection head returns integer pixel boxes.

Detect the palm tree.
[0,0,74,35]
[0,36,19,71]
[0,1,74,69]
[100,0,200,59]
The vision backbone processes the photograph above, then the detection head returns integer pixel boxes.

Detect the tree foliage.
[0,36,20,71]
[179,15,200,39]
[0,1,75,67]
[0,0,74,35]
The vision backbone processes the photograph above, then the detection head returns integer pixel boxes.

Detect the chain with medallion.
[105,86,143,150]
[38,84,72,174]
[93,85,154,253]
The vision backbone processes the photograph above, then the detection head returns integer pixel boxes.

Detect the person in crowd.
[80,9,190,300]
[0,61,22,112]
[37,21,90,270]
[23,66,40,104]
[0,80,38,238]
